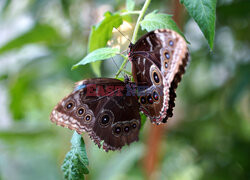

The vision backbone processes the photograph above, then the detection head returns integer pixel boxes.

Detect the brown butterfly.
[50,78,141,151]
[128,29,189,124]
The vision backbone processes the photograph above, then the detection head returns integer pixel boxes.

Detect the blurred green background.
[0,0,249,180]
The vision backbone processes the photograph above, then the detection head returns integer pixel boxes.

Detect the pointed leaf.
[88,12,122,52]
[61,131,89,180]
[87,12,122,76]
[180,0,216,49]
[72,48,119,69]
[140,11,187,41]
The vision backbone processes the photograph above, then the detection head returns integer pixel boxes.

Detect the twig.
[115,0,151,78]
[121,11,141,16]
[131,0,151,44]
[115,56,128,78]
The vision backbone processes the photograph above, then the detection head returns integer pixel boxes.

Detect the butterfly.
[128,29,189,124]
[50,78,141,151]
[50,29,189,151]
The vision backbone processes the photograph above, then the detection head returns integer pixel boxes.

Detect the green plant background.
[0,0,249,180]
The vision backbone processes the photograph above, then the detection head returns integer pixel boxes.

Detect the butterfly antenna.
[123,58,130,70]
[113,26,132,44]
[111,57,125,77]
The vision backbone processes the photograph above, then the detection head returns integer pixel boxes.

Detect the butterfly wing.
[50,78,141,151]
[129,29,189,124]
[131,54,166,123]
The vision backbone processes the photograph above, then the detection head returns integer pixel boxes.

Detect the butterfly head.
[127,43,134,57]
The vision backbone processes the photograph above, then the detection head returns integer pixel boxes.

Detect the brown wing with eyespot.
[131,54,165,122]
[50,78,141,152]
[129,29,189,124]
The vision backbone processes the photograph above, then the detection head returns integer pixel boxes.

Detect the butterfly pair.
[50,29,189,151]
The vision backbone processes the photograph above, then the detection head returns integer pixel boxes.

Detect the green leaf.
[61,131,89,180]
[126,0,135,11]
[180,0,216,49]
[0,23,63,54]
[90,62,102,77]
[72,48,119,69]
[87,12,122,76]
[140,11,187,41]
[140,112,147,128]
[70,132,89,167]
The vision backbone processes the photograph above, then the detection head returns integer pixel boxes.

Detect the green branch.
[131,0,151,43]
[121,11,141,16]
[115,55,128,78]
[115,0,151,78]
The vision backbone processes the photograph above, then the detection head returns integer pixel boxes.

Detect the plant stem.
[115,0,151,78]
[131,0,151,44]
[122,70,132,76]
[115,56,128,78]
[121,11,141,16]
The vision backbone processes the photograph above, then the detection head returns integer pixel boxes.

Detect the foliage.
[61,132,89,180]
[140,11,185,39]
[180,0,216,49]
[72,48,119,70]
[0,0,249,180]
[88,12,123,76]
[75,0,216,76]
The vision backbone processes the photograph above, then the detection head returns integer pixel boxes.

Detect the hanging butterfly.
[50,78,141,152]
[128,29,189,124]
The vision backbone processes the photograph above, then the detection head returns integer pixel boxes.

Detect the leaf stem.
[115,0,151,78]
[121,11,141,16]
[122,70,132,76]
[131,0,151,44]
[115,56,128,78]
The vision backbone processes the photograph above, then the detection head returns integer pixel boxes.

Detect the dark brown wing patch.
[50,78,141,151]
